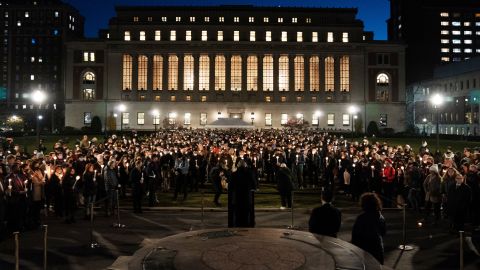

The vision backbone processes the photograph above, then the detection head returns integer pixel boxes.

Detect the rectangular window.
[278,17,283,23]
[247,56,258,91]
[138,55,148,90]
[294,56,304,91]
[215,55,226,90]
[312,32,318,42]
[199,55,210,90]
[297,32,303,42]
[250,31,256,41]
[204,17,210,22]
[327,32,334,42]
[265,96,271,102]
[306,18,311,23]
[201,30,208,41]
[265,113,272,126]
[122,112,129,125]
[327,113,334,126]
[234,31,240,41]
[312,114,319,125]
[139,31,146,41]
[441,30,449,35]
[292,17,298,23]
[137,112,145,125]
[440,12,449,17]
[281,96,287,102]
[162,17,167,22]
[153,55,163,90]
[122,54,132,90]
[176,17,181,22]
[340,56,350,92]
[325,57,334,91]
[124,31,131,41]
[266,31,272,41]
[190,17,195,22]
[234,17,239,22]
[279,55,289,91]
[264,17,269,23]
[217,31,224,41]
[168,55,178,90]
[379,114,388,126]
[249,17,254,22]
[441,39,449,44]
[281,31,288,42]
[183,55,194,90]
[170,96,176,102]
[133,16,139,22]
[310,56,320,91]
[155,30,161,41]
[201,96,207,102]
[281,114,288,125]
[219,17,224,22]
[186,30,192,41]
[168,112,176,125]
[231,55,242,91]
[441,21,449,26]
[170,30,176,41]
[200,113,207,125]
[263,55,273,91]
[84,112,92,125]
[441,48,450,53]
[342,114,350,126]
[184,113,191,125]
[452,30,461,35]
[83,52,89,62]
[342,32,349,43]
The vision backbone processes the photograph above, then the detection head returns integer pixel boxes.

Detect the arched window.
[375,73,391,102]
[81,71,96,100]
[82,71,95,84]
[376,73,390,86]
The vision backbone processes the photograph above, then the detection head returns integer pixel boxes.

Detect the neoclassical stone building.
[64,5,406,131]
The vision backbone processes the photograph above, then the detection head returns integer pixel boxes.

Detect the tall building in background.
[64,5,406,131]
[388,0,480,84]
[0,0,83,130]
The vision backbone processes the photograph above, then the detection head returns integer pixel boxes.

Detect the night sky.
[63,0,389,40]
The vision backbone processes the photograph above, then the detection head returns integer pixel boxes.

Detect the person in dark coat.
[447,173,472,231]
[228,160,256,228]
[130,161,144,213]
[62,167,78,223]
[309,189,341,237]
[465,164,480,227]
[351,192,386,265]
[276,163,294,209]
[82,163,97,218]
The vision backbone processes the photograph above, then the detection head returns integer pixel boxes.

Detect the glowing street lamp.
[430,94,444,152]
[31,90,47,149]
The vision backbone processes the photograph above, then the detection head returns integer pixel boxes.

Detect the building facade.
[0,0,84,129]
[388,0,480,84]
[410,57,480,136]
[65,5,406,131]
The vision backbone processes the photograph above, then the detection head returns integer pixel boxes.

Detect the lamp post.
[430,94,444,152]
[315,110,322,130]
[348,105,358,141]
[118,104,126,132]
[250,112,255,125]
[152,109,160,132]
[422,117,427,137]
[31,90,47,148]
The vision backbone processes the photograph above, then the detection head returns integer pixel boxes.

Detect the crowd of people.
[0,128,479,263]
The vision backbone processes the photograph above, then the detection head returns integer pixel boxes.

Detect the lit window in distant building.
[265,113,272,126]
[441,39,449,44]
[327,32,334,42]
[153,55,163,90]
[54,11,59,17]
[204,17,210,22]
[452,39,461,44]
[199,55,209,90]
[162,17,167,22]
[327,114,335,126]
[453,48,461,53]
[310,56,320,91]
[464,30,472,35]
[139,31,146,41]
[452,21,461,26]
[324,57,334,91]
[138,55,148,90]
[24,12,29,18]
[17,20,21,27]
[231,55,242,91]
[340,56,350,92]
[133,16,139,22]
[465,39,472,44]
[185,96,191,101]
[441,48,450,53]
[219,17,224,22]
[170,30,176,41]
[465,48,473,53]
[190,17,195,22]
[249,17,254,22]
[176,17,181,22]
[200,30,207,41]
[264,17,269,23]
[217,31,223,41]
[263,55,273,91]
[266,31,272,41]
[376,73,390,102]
[137,112,145,125]
[234,31,240,41]
[441,30,449,35]
[184,113,191,125]
[124,31,131,41]
[247,56,258,91]
[297,32,303,42]
[281,31,287,42]
[281,114,288,125]
[155,30,161,40]
[278,17,283,23]
[250,31,256,41]
[306,18,312,23]
[441,57,450,62]
[201,96,207,102]
[312,32,318,42]
[234,17,239,22]
[279,55,289,91]
[294,56,304,91]
[215,55,225,90]
[265,96,271,102]
[292,17,298,23]
[440,21,449,26]
[440,12,449,17]
[342,32,349,43]
[168,55,178,90]
[186,30,192,41]
[184,54,194,90]
[343,114,350,126]
[296,96,302,102]
[452,30,461,35]
[122,54,132,90]
[200,113,207,125]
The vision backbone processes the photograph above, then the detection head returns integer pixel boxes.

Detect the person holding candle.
[63,167,78,223]
[82,163,97,219]
[30,163,46,228]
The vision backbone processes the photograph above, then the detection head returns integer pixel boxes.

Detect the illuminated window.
[465,40,472,44]
[200,113,207,125]
[83,52,95,62]
[201,30,208,41]
[441,39,449,44]
[342,32,349,43]
[376,73,389,85]
[452,21,461,26]
[219,17,224,22]
[312,32,318,42]
[185,95,191,101]
[465,31,472,35]
[204,17,210,22]
[153,55,163,90]
[250,31,256,41]
[249,17,254,22]
[281,114,288,125]
[190,17,195,22]
[122,54,132,90]
[155,30,161,40]
[292,17,297,23]
[327,32,334,42]
[376,73,390,101]
[234,31,240,41]
[217,31,224,41]
[215,55,225,90]
[441,30,449,35]
[170,96,176,102]
[340,56,350,92]
[231,55,242,91]
[281,96,286,102]
[452,30,461,35]
[263,55,273,91]
[441,21,449,26]
[247,56,258,91]
[440,12,449,17]
[279,55,289,91]
[133,16,139,22]
[311,96,317,102]
[122,113,129,125]
[297,32,303,42]
[265,113,272,126]
[201,96,207,102]
[184,113,191,125]
[154,95,160,101]
[441,57,450,62]
[294,56,304,91]
[138,55,148,90]
[441,48,450,53]
[465,48,473,53]
[170,30,176,41]
[139,31,146,41]
[296,96,302,102]
[264,17,269,23]
[452,39,461,44]
[199,55,210,90]
[124,31,131,41]
[186,30,192,41]
[324,57,334,91]
[25,12,29,18]
[342,114,350,126]
[310,56,320,91]
[183,54,194,90]
[168,55,178,90]
[278,17,283,23]
[137,112,145,125]
[234,17,239,22]
[306,18,311,23]
[162,17,167,22]
[327,113,334,126]
[176,17,181,22]
[453,48,461,53]
[30,74,35,80]
[281,31,287,42]
[266,31,272,41]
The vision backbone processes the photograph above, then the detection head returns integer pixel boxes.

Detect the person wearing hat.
[423,164,442,224]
